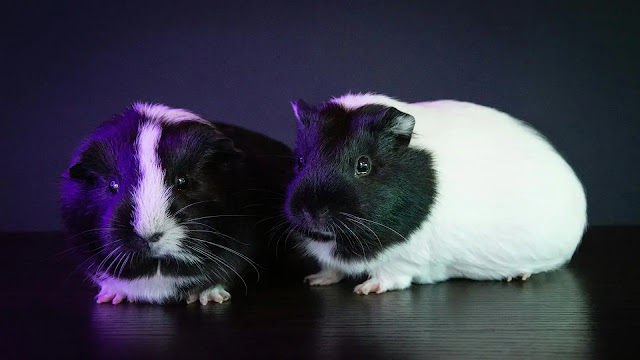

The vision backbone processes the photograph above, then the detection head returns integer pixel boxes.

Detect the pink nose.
[302,207,329,224]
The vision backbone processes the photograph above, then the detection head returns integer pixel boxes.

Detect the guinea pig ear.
[291,99,314,128]
[210,136,243,162]
[68,162,95,182]
[378,107,416,147]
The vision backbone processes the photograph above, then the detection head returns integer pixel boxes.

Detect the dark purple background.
[1,1,638,231]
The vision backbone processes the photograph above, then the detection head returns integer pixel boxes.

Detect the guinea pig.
[285,93,587,295]
[60,103,292,304]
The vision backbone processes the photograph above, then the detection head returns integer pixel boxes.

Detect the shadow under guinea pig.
[305,268,592,359]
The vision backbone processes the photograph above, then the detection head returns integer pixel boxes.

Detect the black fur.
[285,101,437,261]
[60,106,292,302]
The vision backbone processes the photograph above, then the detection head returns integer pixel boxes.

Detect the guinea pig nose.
[147,232,163,243]
[302,206,329,223]
[302,207,313,223]
[318,207,330,218]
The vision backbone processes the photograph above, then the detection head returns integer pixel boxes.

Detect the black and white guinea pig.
[60,103,292,304]
[285,93,587,295]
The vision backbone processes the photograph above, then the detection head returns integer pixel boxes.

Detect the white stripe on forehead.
[132,102,212,126]
[132,122,172,238]
[330,92,402,110]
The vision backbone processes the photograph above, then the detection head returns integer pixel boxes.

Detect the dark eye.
[297,156,305,169]
[175,176,188,190]
[355,156,371,176]
[108,180,119,193]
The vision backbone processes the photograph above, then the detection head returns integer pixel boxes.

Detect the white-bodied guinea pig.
[60,103,292,304]
[284,93,587,295]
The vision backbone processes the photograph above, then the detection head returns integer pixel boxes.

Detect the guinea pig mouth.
[304,229,336,242]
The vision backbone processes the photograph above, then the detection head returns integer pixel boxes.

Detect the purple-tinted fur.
[60,107,292,302]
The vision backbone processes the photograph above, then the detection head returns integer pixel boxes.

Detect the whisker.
[68,239,122,275]
[187,243,230,278]
[338,219,366,257]
[254,214,285,226]
[181,220,219,232]
[284,224,300,251]
[340,212,407,242]
[53,243,97,257]
[104,252,123,276]
[272,222,293,250]
[184,236,260,280]
[117,252,129,277]
[186,214,257,222]
[267,220,290,247]
[95,245,122,276]
[183,239,248,292]
[174,200,219,216]
[279,225,296,254]
[186,229,249,246]
[64,227,121,243]
[345,217,384,249]
[239,203,265,210]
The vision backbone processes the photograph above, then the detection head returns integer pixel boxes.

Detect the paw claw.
[304,269,343,286]
[188,285,231,305]
[354,279,386,295]
[112,293,125,304]
[96,291,128,305]
[505,273,531,282]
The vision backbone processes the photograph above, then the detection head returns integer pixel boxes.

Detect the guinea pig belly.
[95,273,202,304]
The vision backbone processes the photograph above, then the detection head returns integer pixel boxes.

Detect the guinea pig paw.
[96,290,128,304]
[188,285,231,305]
[354,279,385,295]
[185,294,199,304]
[304,269,344,286]
[505,273,531,282]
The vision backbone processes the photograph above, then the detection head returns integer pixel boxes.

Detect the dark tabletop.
[0,227,638,360]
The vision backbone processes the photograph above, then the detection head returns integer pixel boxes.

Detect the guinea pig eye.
[297,156,305,169]
[175,176,188,190]
[355,155,371,176]
[108,180,119,193]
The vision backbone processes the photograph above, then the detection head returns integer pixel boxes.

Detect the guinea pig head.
[285,99,435,259]
[60,103,241,277]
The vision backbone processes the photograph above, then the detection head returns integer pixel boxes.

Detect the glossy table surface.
[1,227,638,359]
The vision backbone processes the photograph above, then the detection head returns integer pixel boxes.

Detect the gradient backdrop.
[1,1,638,231]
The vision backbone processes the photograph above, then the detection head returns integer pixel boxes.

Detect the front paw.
[354,279,384,295]
[96,288,130,304]
[304,268,344,286]
[354,276,412,295]
[505,273,531,282]
[186,285,231,305]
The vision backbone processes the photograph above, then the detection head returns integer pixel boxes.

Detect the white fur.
[131,117,194,260]
[132,102,211,126]
[96,267,202,304]
[291,101,303,123]
[305,93,587,293]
